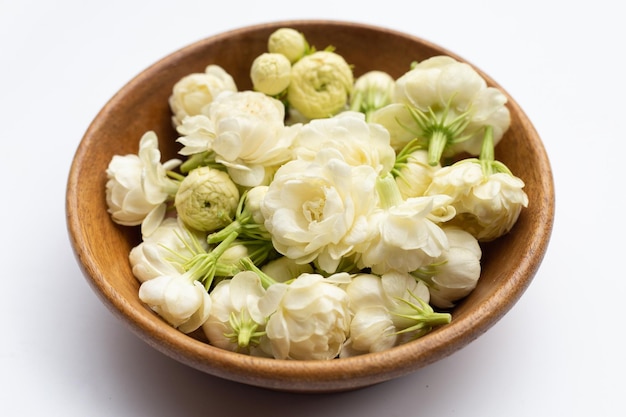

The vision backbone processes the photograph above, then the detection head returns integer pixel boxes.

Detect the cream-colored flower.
[267,27,307,63]
[105,131,180,227]
[425,159,528,241]
[371,55,510,164]
[138,272,212,333]
[341,305,396,357]
[358,176,455,274]
[287,50,353,119]
[175,114,215,156]
[394,148,441,199]
[418,227,482,308]
[169,65,237,126]
[251,52,292,96]
[292,111,396,176]
[342,271,431,355]
[202,271,269,355]
[174,166,239,232]
[350,70,395,119]
[261,148,379,273]
[258,272,351,360]
[260,256,314,283]
[129,217,208,283]
[209,91,300,187]
[243,185,268,226]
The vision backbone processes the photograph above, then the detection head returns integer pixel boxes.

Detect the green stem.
[427,129,448,166]
[207,220,242,244]
[349,91,364,113]
[239,257,277,288]
[393,295,451,338]
[226,311,266,349]
[179,151,221,174]
[376,173,404,209]
[479,125,495,176]
[237,321,260,347]
[244,240,276,266]
[186,231,239,290]
[392,138,427,177]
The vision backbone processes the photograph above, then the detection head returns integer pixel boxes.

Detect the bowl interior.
[66,20,555,393]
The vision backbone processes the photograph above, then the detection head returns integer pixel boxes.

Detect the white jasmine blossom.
[209,91,300,187]
[129,217,208,282]
[342,271,446,356]
[287,51,353,119]
[202,271,269,355]
[414,227,482,308]
[358,174,454,274]
[371,55,510,165]
[258,272,351,360]
[341,306,396,357]
[261,148,379,273]
[241,185,268,226]
[176,114,216,156]
[175,166,239,232]
[350,70,395,120]
[250,52,292,96]
[292,111,396,176]
[393,148,441,199]
[139,272,212,334]
[425,127,528,241]
[169,65,237,127]
[105,131,180,227]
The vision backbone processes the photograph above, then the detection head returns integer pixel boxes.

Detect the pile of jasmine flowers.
[105,28,529,360]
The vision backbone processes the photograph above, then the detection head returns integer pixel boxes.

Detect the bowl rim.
[66,19,555,392]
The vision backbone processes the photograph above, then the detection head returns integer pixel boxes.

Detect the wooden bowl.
[66,20,555,393]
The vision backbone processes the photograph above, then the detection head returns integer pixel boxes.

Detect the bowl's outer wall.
[66,20,555,393]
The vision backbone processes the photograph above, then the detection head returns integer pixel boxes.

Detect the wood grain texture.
[65,20,555,393]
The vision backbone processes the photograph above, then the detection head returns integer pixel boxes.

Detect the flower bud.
[427,227,482,308]
[395,149,440,198]
[138,273,212,333]
[287,51,353,119]
[350,70,395,116]
[243,185,268,225]
[168,65,237,126]
[175,166,239,232]
[267,28,307,63]
[250,52,292,96]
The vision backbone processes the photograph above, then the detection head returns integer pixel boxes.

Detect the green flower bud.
[250,52,292,96]
[287,51,354,119]
[175,166,239,232]
[267,28,307,63]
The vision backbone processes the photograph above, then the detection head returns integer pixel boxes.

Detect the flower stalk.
[181,231,239,290]
[375,173,404,209]
[179,150,223,174]
[404,98,472,166]
[239,257,277,288]
[207,190,271,244]
[478,125,513,176]
[394,293,452,339]
[225,310,266,349]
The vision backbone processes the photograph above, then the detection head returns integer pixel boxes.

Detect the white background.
[1,1,623,416]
